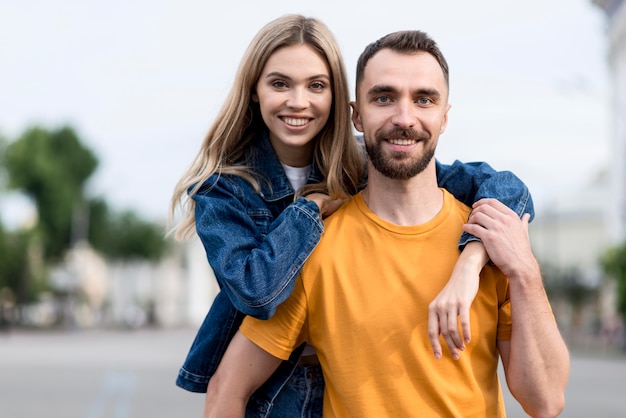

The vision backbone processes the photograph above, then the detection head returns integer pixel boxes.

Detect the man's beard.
[365,128,435,180]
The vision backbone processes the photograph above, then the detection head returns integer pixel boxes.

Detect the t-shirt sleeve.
[240,275,308,360]
[496,280,513,341]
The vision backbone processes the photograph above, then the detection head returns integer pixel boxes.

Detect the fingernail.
[453,353,460,360]
[434,352,441,360]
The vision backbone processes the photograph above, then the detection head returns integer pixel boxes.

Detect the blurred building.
[530,172,611,280]
[593,0,626,243]
[529,172,615,339]
[97,236,218,328]
[45,237,218,330]
[176,236,220,326]
[521,0,626,344]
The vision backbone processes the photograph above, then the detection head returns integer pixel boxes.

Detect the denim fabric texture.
[246,357,323,418]
[176,131,535,415]
[435,159,535,249]
[177,131,324,394]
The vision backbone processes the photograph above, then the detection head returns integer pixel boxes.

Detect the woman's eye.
[271,80,288,88]
[310,81,326,90]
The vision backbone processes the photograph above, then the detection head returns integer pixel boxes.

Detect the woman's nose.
[286,88,308,110]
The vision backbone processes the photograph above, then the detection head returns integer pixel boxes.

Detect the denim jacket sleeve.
[435,159,535,250]
[193,177,323,320]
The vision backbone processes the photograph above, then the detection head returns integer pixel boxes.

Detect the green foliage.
[0,224,20,290]
[0,225,47,303]
[1,124,170,310]
[0,134,8,190]
[88,198,169,261]
[0,133,6,160]
[4,126,98,260]
[601,242,626,323]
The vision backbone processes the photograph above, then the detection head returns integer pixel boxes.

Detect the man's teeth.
[388,138,416,145]
[284,118,309,126]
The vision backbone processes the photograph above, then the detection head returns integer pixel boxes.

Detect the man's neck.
[361,162,443,226]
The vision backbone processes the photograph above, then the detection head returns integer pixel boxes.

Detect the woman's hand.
[305,193,347,218]
[427,241,488,360]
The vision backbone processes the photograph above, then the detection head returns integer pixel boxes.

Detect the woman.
[169,14,533,417]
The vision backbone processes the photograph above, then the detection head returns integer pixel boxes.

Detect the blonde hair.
[169,14,364,240]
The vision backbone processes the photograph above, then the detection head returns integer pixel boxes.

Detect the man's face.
[351,49,451,180]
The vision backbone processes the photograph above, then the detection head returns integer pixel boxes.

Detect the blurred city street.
[0,328,205,418]
[0,327,624,417]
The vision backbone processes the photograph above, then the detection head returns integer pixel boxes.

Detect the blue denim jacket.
[176,131,534,393]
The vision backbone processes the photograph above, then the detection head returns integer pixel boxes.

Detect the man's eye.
[418,97,432,105]
[376,96,391,103]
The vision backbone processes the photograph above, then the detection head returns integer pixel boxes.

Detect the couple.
[170,15,569,417]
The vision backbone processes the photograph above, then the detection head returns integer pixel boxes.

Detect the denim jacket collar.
[247,131,324,202]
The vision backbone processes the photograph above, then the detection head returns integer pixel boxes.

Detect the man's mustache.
[376,128,430,141]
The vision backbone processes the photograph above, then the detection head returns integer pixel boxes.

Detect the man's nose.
[390,99,417,127]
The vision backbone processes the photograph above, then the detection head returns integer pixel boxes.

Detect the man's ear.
[439,103,451,134]
[350,101,363,132]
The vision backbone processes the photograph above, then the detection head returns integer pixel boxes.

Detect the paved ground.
[0,327,624,417]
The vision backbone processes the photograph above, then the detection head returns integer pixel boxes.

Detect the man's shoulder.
[322,194,362,229]
[442,188,472,217]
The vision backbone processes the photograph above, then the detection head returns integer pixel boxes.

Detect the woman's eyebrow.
[263,71,330,81]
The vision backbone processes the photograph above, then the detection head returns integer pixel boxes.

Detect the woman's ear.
[252,91,259,103]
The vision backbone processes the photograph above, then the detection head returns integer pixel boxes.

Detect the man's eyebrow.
[366,85,442,99]
[414,88,441,99]
[367,85,396,96]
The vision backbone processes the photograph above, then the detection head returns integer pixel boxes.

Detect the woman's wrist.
[458,241,489,274]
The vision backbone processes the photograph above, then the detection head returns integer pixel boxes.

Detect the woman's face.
[254,44,332,167]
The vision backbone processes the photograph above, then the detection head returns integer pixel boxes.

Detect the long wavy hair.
[169,14,365,240]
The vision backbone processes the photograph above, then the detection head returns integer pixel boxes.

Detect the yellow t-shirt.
[241,190,512,417]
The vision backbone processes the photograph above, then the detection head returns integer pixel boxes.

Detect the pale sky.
[0,0,611,225]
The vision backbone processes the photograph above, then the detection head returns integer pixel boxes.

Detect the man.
[204,30,570,417]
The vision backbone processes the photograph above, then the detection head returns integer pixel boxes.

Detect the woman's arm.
[427,241,488,359]
[436,159,534,249]
[429,160,534,359]
[193,177,323,319]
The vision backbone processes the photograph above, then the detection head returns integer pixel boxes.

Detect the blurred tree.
[0,225,46,304]
[4,125,169,261]
[0,133,7,187]
[88,198,169,261]
[601,242,626,326]
[2,125,170,312]
[0,135,40,303]
[0,224,20,292]
[4,126,98,260]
